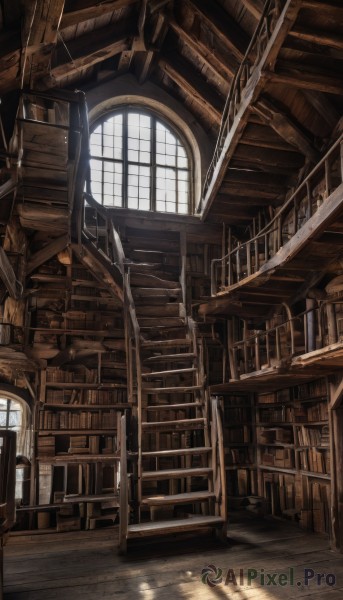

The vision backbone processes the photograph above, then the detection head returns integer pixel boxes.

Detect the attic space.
[1,1,343,599]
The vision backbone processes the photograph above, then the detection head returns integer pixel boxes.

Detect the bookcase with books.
[26,251,129,530]
[221,393,257,500]
[255,378,330,535]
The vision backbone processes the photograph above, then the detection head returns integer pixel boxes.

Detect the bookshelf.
[255,378,330,534]
[221,393,257,499]
[25,253,129,531]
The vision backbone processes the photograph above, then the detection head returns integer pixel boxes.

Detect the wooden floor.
[3,512,343,599]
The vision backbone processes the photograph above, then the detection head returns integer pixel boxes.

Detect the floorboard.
[3,512,343,599]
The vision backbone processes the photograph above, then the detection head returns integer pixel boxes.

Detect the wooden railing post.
[119,413,128,554]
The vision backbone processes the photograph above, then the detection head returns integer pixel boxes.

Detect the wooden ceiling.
[0,0,343,230]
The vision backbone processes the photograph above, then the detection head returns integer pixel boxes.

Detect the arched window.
[0,394,31,457]
[89,108,191,214]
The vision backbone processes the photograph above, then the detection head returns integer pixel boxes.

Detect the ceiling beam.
[169,18,233,83]
[240,0,264,20]
[253,97,320,163]
[185,0,248,62]
[137,11,169,84]
[44,26,132,85]
[267,69,343,95]
[60,0,138,29]
[302,91,339,131]
[288,26,343,51]
[158,56,223,124]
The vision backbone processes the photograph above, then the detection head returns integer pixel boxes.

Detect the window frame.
[89,106,194,214]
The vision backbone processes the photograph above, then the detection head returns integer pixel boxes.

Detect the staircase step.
[142,367,196,379]
[127,515,224,538]
[142,447,211,458]
[141,338,192,349]
[139,317,185,328]
[143,353,195,363]
[146,402,200,410]
[133,288,181,299]
[130,273,180,289]
[142,418,205,431]
[142,491,215,506]
[136,304,181,317]
[143,385,203,394]
[142,467,212,480]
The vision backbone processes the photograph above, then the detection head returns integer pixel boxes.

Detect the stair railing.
[211,133,343,295]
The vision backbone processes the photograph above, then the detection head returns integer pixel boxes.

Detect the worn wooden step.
[135,304,182,317]
[142,467,212,480]
[142,491,215,507]
[138,317,185,328]
[127,515,224,538]
[142,418,205,431]
[141,338,192,349]
[143,385,203,394]
[130,273,179,288]
[142,447,211,458]
[146,402,200,410]
[143,353,195,363]
[142,367,196,379]
[132,287,181,299]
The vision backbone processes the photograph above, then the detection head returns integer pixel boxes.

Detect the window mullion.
[151,117,156,212]
[123,110,128,209]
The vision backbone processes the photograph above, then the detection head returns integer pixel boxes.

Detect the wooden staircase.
[80,198,227,551]
[116,229,227,551]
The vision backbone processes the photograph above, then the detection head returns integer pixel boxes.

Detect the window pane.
[89,110,190,213]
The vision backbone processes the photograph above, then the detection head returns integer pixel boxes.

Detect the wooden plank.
[142,491,215,506]
[0,247,21,299]
[26,234,69,274]
[61,0,138,29]
[158,56,223,125]
[142,467,211,480]
[128,515,223,537]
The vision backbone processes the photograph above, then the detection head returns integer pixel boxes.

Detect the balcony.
[228,297,343,384]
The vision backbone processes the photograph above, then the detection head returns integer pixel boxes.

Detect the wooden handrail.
[203,0,281,196]
[211,398,227,525]
[211,134,343,295]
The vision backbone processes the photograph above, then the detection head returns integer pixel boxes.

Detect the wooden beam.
[26,234,69,275]
[302,91,339,131]
[169,18,233,81]
[201,0,302,219]
[267,69,343,95]
[288,26,343,51]
[0,247,21,299]
[186,0,248,62]
[329,377,343,410]
[46,27,132,85]
[253,97,320,163]
[240,0,264,20]
[60,0,138,29]
[158,56,223,124]
[137,11,168,84]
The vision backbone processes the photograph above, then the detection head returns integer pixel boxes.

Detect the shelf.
[38,429,116,435]
[294,421,328,426]
[225,464,256,470]
[295,446,329,450]
[258,465,297,475]
[299,470,330,480]
[294,395,327,403]
[29,327,121,337]
[258,422,294,426]
[42,404,129,410]
[46,383,127,389]
[37,454,120,463]
[258,443,294,448]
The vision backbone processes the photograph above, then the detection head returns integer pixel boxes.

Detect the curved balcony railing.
[211,134,343,296]
[229,296,343,380]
